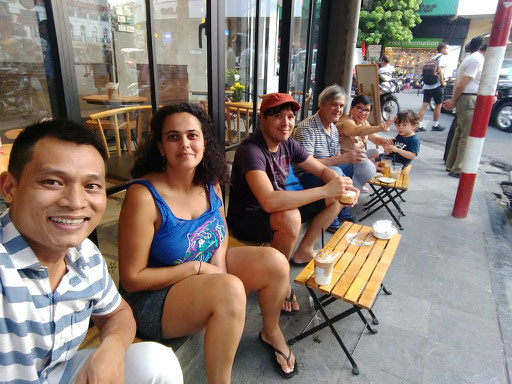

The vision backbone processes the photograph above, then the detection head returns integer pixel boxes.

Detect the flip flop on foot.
[289,259,309,267]
[281,288,299,314]
[259,333,298,378]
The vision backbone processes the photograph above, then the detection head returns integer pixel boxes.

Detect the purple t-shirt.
[227,132,308,225]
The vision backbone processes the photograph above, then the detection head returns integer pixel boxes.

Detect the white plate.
[373,229,397,239]
[378,177,396,184]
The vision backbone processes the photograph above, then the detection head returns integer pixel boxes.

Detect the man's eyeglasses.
[355,105,371,114]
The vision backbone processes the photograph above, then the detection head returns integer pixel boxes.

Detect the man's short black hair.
[8,119,108,180]
[262,102,299,117]
[466,36,484,54]
[381,55,390,64]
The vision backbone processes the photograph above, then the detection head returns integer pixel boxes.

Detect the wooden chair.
[199,99,208,113]
[86,106,151,158]
[120,105,153,144]
[225,102,254,143]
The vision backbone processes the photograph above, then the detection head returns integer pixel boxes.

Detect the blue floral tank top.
[132,179,226,267]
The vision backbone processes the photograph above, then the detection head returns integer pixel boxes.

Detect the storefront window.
[70,0,150,120]
[153,0,207,106]
[0,1,54,144]
[225,0,256,103]
[289,0,320,121]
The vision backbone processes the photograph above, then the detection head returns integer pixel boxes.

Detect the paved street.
[393,89,511,174]
[173,142,512,383]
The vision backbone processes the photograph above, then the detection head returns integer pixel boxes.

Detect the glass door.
[0,1,54,138]
[153,1,208,106]
[67,0,150,119]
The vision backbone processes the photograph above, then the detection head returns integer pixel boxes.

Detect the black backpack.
[422,56,440,85]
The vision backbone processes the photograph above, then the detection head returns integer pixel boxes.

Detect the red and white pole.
[452,0,512,218]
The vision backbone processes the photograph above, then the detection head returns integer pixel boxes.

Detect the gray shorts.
[123,286,171,340]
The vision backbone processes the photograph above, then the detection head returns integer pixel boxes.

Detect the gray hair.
[318,84,347,106]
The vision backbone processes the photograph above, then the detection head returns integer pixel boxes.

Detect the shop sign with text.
[387,38,443,49]
[418,0,459,16]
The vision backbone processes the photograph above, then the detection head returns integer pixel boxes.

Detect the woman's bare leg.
[161,274,246,384]
[226,246,296,374]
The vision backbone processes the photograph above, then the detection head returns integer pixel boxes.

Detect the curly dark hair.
[131,103,228,186]
[395,110,420,126]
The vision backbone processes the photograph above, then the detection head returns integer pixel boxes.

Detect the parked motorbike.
[379,73,400,121]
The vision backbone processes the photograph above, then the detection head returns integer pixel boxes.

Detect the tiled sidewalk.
[179,144,509,383]
[96,143,510,383]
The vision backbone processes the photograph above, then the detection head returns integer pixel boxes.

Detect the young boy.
[383,110,420,167]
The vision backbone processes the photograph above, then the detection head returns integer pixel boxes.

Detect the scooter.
[379,73,400,121]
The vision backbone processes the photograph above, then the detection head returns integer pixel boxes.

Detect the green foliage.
[225,68,241,89]
[358,0,422,45]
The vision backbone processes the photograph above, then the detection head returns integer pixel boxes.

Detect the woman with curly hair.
[118,103,297,382]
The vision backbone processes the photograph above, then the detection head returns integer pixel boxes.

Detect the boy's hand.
[385,145,397,154]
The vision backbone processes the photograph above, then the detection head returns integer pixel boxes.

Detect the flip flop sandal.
[281,288,299,315]
[289,259,309,267]
[259,333,298,378]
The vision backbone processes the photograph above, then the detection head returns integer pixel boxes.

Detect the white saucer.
[378,177,396,184]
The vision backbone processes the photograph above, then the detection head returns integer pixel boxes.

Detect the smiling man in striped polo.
[0,120,182,383]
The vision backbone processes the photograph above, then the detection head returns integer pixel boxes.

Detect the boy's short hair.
[395,110,420,126]
[8,119,107,180]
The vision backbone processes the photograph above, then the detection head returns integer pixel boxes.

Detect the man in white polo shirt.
[443,36,486,178]
[0,120,182,383]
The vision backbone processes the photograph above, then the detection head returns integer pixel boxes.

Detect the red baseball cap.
[260,93,301,116]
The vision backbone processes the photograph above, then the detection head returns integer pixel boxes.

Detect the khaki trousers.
[445,94,477,174]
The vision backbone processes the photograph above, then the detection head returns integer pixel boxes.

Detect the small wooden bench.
[289,221,401,375]
[359,165,412,230]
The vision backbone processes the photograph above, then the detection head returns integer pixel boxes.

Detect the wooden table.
[290,221,401,375]
[225,101,260,110]
[360,165,412,230]
[82,94,148,105]
[190,89,233,96]
[0,144,13,173]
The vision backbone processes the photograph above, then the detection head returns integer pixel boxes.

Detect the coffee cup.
[106,82,119,99]
[380,158,392,177]
[313,250,340,286]
[389,163,403,180]
[338,190,356,205]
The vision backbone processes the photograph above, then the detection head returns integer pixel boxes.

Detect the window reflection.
[0,1,53,136]
[289,0,320,121]
[70,0,150,119]
[153,0,207,106]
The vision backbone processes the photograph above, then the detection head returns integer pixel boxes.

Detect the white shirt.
[378,64,395,77]
[456,51,485,94]
[0,210,121,383]
[423,53,448,90]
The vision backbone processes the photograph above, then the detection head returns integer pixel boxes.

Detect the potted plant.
[230,82,245,102]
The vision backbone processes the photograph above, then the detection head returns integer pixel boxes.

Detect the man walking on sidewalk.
[443,36,486,178]
[417,42,449,132]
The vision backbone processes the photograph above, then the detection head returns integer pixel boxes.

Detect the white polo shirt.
[0,209,121,383]
[456,51,485,94]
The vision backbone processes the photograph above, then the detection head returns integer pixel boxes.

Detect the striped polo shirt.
[0,210,121,383]
[292,112,341,178]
